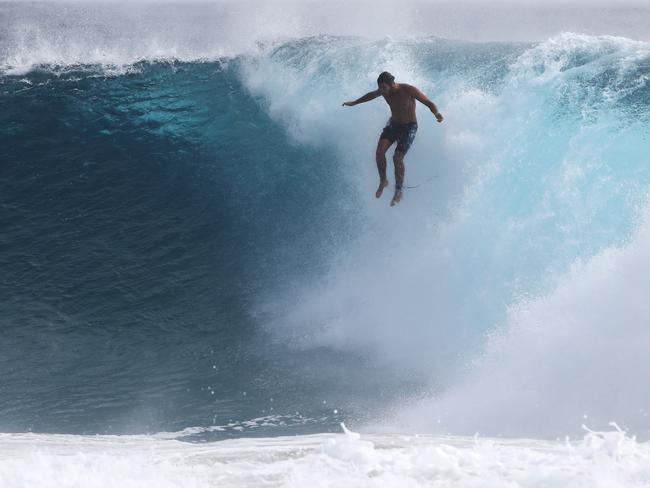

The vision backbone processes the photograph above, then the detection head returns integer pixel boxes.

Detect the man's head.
[377,71,395,94]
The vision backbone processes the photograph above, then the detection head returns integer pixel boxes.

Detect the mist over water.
[4,0,650,69]
[3,0,650,449]
[252,32,650,437]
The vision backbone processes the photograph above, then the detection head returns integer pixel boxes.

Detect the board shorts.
[380,119,418,155]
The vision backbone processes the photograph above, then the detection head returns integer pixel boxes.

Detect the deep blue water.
[4,2,650,440]
[0,60,377,438]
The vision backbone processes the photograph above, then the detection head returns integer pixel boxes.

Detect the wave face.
[3,3,650,440]
[0,52,368,436]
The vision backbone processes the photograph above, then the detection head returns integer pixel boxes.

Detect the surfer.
[342,71,444,206]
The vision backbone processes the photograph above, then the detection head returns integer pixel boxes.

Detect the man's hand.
[434,111,444,123]
[342,101,355,107]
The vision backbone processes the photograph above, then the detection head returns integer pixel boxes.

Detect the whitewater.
[3,425,650,487]
[3,1,650,486]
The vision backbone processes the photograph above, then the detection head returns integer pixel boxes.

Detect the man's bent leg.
[375,138,392,198]
[391,151,405,206]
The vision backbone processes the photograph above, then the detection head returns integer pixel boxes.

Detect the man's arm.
[342,90,381,107]
[408,85,444,122]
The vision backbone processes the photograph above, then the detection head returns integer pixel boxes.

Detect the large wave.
[3,1,650,440]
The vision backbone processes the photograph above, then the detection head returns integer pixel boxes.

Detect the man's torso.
[382,84,417,123]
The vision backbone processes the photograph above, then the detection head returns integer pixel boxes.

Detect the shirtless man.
[343,71,444,206]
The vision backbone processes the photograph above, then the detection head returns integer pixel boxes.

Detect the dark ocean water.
[0,60,378,438]
[5,1,650,442]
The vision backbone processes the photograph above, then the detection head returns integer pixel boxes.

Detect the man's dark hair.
[377,71,395,85]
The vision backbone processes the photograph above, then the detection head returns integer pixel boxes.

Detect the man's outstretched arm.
[408,85,444,122]
[342,90,381,107]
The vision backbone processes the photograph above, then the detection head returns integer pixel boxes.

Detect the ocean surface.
[3,1,650,485]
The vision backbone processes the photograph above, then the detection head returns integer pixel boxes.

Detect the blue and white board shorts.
[380,119,418,154]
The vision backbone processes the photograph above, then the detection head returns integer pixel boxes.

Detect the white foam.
[245,32,650,438]
[397,202,650,437]
[5,2,650,74]
[1,426,648,487]
[152,414,320,439]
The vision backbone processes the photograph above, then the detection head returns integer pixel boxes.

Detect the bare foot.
[375,180,389,198]
[390,188,403,207]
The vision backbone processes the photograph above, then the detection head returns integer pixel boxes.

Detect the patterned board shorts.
[380,119,418,154]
